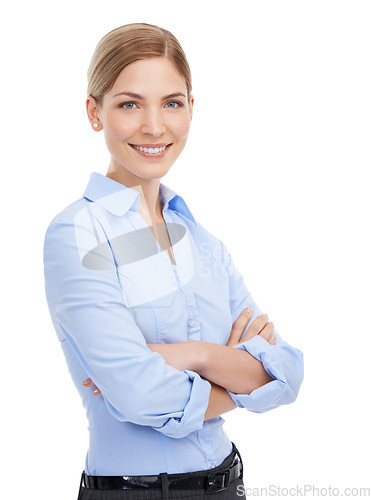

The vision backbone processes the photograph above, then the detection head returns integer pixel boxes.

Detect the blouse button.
[188,317,199,328]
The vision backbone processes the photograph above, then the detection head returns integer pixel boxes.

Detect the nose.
[140,107,166,137]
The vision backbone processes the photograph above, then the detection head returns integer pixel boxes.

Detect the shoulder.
[186,218,225,263]
[191,219,222,246]
[43,197,99,249]
[43,197,111,272]
[44,197,88,227]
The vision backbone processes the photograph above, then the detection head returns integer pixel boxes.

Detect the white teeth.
[132,145,167,154]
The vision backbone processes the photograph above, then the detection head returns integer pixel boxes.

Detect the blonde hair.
[87,23,192,106]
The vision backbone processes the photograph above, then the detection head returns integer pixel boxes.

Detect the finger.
[226,307,253,346]
[240,313,269,342]
[267,333,276,345]
[82,378,96,387]
[259,322,274,342]
[227,307,254,346]
[92,388,102,396]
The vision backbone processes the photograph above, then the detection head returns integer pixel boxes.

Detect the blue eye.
[118,100,183,110]
[119,101,137,110]
[165,101,183,108]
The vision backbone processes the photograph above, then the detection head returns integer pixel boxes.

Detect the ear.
[86,96,102,131]
[188,95,194,121]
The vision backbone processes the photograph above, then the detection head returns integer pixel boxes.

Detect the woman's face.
[87,57,194,182]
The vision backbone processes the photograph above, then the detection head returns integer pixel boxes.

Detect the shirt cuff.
[226,335,289,413]
[151,370,211,438]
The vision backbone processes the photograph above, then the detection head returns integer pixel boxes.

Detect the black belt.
[82,451,242,493]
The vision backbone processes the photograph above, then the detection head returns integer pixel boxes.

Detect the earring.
[93,122,99,129]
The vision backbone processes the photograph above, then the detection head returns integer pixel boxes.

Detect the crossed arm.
[82,308,276,421]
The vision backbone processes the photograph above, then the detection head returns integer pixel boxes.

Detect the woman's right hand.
[82,377,101,395]
[226,308,276,347]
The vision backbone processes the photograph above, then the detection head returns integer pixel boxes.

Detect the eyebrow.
[113,91,186,100]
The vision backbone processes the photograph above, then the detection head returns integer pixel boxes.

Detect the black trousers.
[77,445,246,500]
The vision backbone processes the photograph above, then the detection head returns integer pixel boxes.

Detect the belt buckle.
[206,469,230,493]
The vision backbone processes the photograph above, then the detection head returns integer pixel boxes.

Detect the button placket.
[188,317,199,328]
[125,211,181,292]
[184,288,201,340]
[168,219,201,340]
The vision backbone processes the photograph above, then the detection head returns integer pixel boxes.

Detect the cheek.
[105,113,136,141]
[170,114,191,140]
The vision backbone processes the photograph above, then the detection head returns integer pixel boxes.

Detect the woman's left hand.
[226,309,276,347]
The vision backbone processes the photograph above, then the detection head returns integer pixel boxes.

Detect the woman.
[43,22,304,500]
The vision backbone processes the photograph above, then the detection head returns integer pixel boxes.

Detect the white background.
[1,1,370,498]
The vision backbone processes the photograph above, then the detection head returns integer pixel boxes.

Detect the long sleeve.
[43,211,211,438]
[219,238,304,413]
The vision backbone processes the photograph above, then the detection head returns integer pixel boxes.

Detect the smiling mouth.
[129,143,172,155]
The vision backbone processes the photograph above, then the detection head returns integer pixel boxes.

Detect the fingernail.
[82,379,89,385]
[246,307,253,312]
[92,389,100,395]
[272,334,276,341]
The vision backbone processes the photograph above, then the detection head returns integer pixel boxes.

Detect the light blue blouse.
[43,172,304,476]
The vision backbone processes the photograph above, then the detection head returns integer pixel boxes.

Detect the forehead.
[109,57,186,95]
